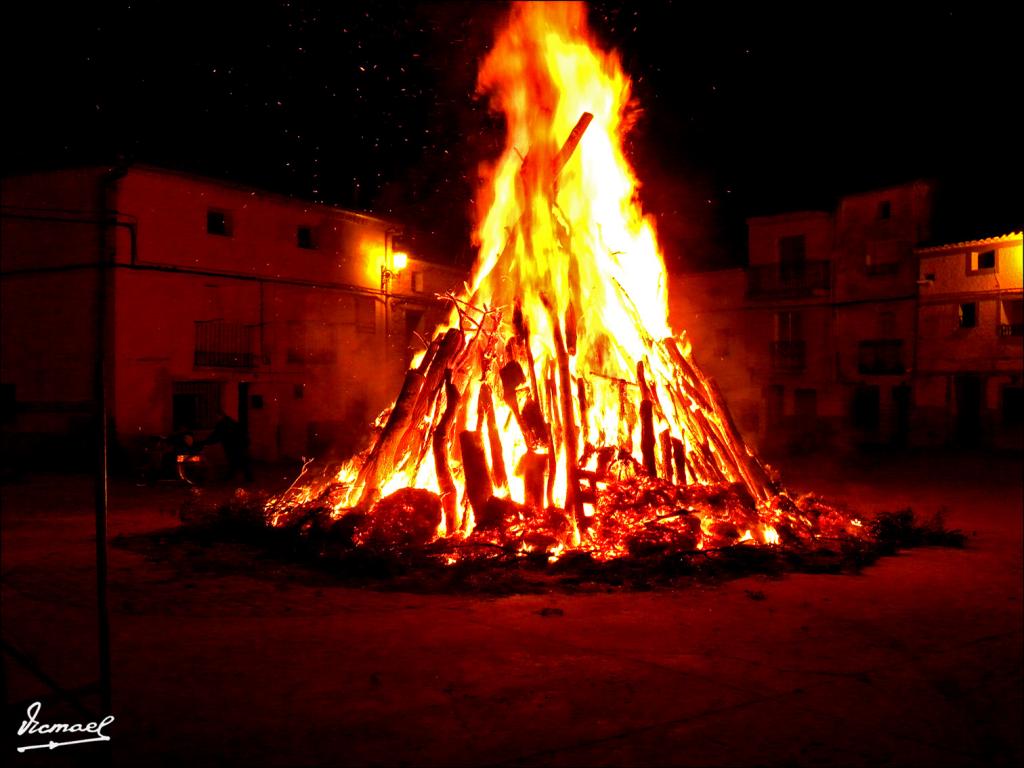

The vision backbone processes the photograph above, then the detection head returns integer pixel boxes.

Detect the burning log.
[661,338,714,414]
[617,380,636,451]
[659,429,673,483]
[499,360,527,424]
[640,400,657,478]
[450,310,500,397]
[521,398,550,451]
[688,437,722,484]
[498,356,551,468]
[655,337,773,503]
[564,304,578,355]
[477,382,508,490]
[543,359,562,440]
[352,332,445,506]
[672,437,687,485]
[542,361,560,507]
[458,429,491,522]
[513,301,542,409]
[636,360,650,401]
[518,451,547,509]
[636,361,660,480]
[388,330,464,471]
[552,112,594,178]
[704,424,742,485]
[576,377,590,445]
[550,300,583,524]
[433,369,461,533]
[643,363,668,423]
[705,378,774,500]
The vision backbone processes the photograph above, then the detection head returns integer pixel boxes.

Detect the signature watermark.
[16,701,114,753]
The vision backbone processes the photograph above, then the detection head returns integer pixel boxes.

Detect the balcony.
[770,340,806,373]
[998,323,1023,337]
[747,261,831,299]
[858,339,904,375]
[194,321,261,368]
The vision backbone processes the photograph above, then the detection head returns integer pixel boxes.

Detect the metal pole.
[94,169,122,718]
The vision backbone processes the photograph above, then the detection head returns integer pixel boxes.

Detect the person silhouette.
[201,409,253,484]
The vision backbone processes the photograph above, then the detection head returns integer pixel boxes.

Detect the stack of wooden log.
[267,111,777,541]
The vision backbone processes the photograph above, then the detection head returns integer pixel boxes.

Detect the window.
[172,381,222,430]
[959,302,977,329]
[411,271,425,293]
[771,312,805,371]
[296,225,317,249]
[194,320,260,368]
[999,298,1023,337]
[866,241,902,275]
[778,235,806,280]
[250,394,264,410]
[207,209,231,236]
[294,384,305,400]
[969,249,996,273]
[355,296,376,334]
[877,200,891,220]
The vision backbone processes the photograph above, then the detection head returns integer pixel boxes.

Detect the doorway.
[238,382,250,441]
[954,374,983,446]
[852,385,881,439]
[892,383,911,446]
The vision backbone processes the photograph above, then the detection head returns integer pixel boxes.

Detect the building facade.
[1,166,465,468]
[914,233,1023,449]
[831,182,932,446]
[671,181,1021,453]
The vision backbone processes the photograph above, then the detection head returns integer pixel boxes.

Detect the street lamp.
[381,226,407,292]
[380,252,407,292]
[381,236,408,339]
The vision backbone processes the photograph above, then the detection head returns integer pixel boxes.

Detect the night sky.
[3,1,1020,270]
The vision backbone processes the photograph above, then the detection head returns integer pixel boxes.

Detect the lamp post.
[380,250,408,293]
[381,229,408,339]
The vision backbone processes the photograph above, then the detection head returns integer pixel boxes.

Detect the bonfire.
[265,2,867,562]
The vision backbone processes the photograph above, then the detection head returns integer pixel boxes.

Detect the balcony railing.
[194,321,261,368]
[770,340,806,373]
[998,323,1023,337]
[858,339,904,375]
[747,260,831,299]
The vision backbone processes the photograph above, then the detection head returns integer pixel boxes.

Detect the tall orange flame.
[266,2,862,560]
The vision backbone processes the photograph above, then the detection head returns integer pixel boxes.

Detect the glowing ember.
[265,2,866,560]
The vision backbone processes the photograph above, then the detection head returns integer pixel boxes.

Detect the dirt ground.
[3,451,1021,767]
